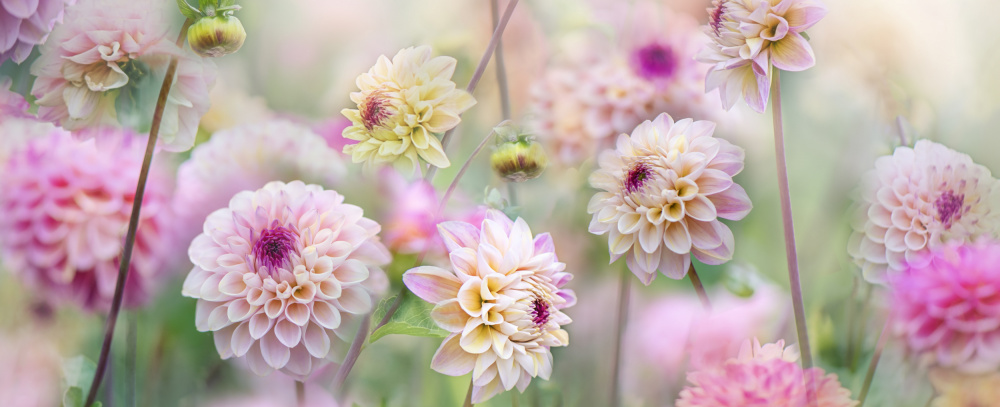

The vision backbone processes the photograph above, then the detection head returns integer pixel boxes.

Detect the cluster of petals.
[889,240,1000,373]
[0,0,73,64]
[0,79,57,164]
[342,45,475,172]
[29,0,215,152]
[0,127,176,311]
[848,140,1000,284]
[677,338,857,407]
[182,181,391,380]
[172,119,346,245]
[697,0,827,112]
[402,210,575,403]
[588,113,751,284]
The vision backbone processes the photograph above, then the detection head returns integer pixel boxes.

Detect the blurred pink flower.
[0,0,74,64]
[848,140,1000,285]
[182,181,391,380]
[890,240,1000,373]
[677,338,856,407]
[0,333,61,407]
[697,0,827,112]
[29,0,215,152]
[0,77,30,117]
[204,372,339,407]
[403,210,575,403]
[588,114,751,284]
[0,127,176,311]
[172,120,346,247]
[0,78,56,163]
[313,117,355,153]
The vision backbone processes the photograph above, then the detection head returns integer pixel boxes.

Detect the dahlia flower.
[0,79,55,164]
[0,128,176,311]
[402,210,575,403]
[0,0,73,64]
[697,0,827,112]
[928,369,1000,407]
[172,119,346,245]
[0,333,61,406]
[677,338,857,407]
[889,240,1000,373]
[342,45,476,171]
[182,181,391,380]
[587,113,751,284]
[29,0,215,152]
[847,140,1000,284]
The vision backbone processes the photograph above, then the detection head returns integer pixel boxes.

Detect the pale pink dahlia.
[697,0,827,112]
[172,120,346,245]
[182,181,391,380]
[587,113,751,284]
[678,339,857,407]
[29,0,215,152]
[0,0,74,64]
[848,140,1000,284]
[402,210,575,403]
[1,78,56,164]
[0,128,176,311]
[889,240,1000,373]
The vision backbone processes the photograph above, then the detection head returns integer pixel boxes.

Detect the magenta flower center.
[623,161,653,195]
[252,224,297,274]
[530,297,551,327]
[360,91,391,130]
[935,190,965,228]
[633,43,678,80]
[709,1,727,35]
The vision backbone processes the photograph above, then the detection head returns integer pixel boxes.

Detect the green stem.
[512,391,521,407]
[84,19,192,407]
[125,311,137,407]
[858,316,891,407]
[463,378,475,407]
[296,381,305,406]
[609,267,631,407]
[687,264,711,311]
[490,0,511,121]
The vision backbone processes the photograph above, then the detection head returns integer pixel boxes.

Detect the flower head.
[188,15,246,58]
[172,120,346,246]
[182,181,391,380]
[0,0,74,64]
[402,210,575,403]
[848,140,1000,284]
[0,128,176,311]
[889,240,1000,373]
[587,113,751,284]
[677,338,857,407]
[342,46,476,172]
[491,135,548,183]
[29,0,215,151]
[697,0,827,112]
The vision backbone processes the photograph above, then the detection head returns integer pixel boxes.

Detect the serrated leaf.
[368,293,448,344]
[176,0,202,20]
[61,356,96,390]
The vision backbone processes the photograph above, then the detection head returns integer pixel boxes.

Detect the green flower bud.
[491,135,548,183]
[187,15,246,58]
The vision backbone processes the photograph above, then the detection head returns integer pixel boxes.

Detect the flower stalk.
[609,266,631,407]
[688,264,712,311]
[858,316,891,407]
[85,19,192,407]
[463,378,475,407]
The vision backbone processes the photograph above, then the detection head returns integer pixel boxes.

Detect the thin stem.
[687,264,712,311]
[507,182,518,207]
[858,316,891,407]
[85,19,192,407]
[895,116,908,146]
[463,377,475,407]
[125,311,137,407]
[295,381,305,407]
[490,0,511,121]
[331,310,372,393]
[438,123,507,214]
[609,267,631,407]
[512,391,521,407]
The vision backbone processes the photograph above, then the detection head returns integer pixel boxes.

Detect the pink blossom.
[0,0,74,64]
[0,333,61,406]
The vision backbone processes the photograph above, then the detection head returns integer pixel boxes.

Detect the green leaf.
[176,0,202,20]
[62,387,83,407]
[368,293,448,344]
[61,356,96,390]
[219,0,237,8]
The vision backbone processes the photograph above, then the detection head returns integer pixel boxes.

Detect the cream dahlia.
[342,45,476,171]
[677,338,857,407]
[0,128,176,311]
[29,0,215,152]
[402,210,575,403]
[0,0,74,64]
[587,113,751,284]
[182,181,391,380]
[697,0,827,112]
[889,240,1000,373]
[172,120,346,245]
[847,140,1000,284]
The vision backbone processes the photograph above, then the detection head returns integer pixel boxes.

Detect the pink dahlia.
[403,210,575,403]
[587,113,751,284]
[890,240,1000,373]
[848,140,1000,284]
[0,127,176,311]
[1,79,56,164]
[677,339,857,407]
[0,333,61,406]
[29,0,215,152]
[182,181,391,380]
[0,0,74,64]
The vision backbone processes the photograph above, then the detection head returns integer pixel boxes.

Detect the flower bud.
[187,15,246,58]
[491,133,548,183]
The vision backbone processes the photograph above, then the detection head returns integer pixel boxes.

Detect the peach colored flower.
[587,113,751,284]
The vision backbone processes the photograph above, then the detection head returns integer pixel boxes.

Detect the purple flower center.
[633,43,678,80]
[623,161,653,195]
[252,224,297,274]
[709,1,728,35]
[935,190,965,228]
[530,297,551,327]
[360,91,391,130]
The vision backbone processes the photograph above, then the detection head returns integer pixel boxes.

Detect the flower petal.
[431,333,476,376]
[770,32,816,72]
[402,266,461,303]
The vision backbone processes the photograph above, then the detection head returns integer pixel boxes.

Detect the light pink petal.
[1,0,38,19]
[311,301,343,330]
[403,266,461,304]
[692,223,735,265]
[710,184,753,220]
[431,298,467,332]
[274,318,302,348]
[213,324,236,360]
[770,32,816,72]
[260,332,291,369]
[437,221,480,252]
[302,322,331,358]
[431,334,476,376]
[785,1,828,31]
[658,250,690,280]
[245,343,274,376]
[231,321,254,357]
[248,313,273,340]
